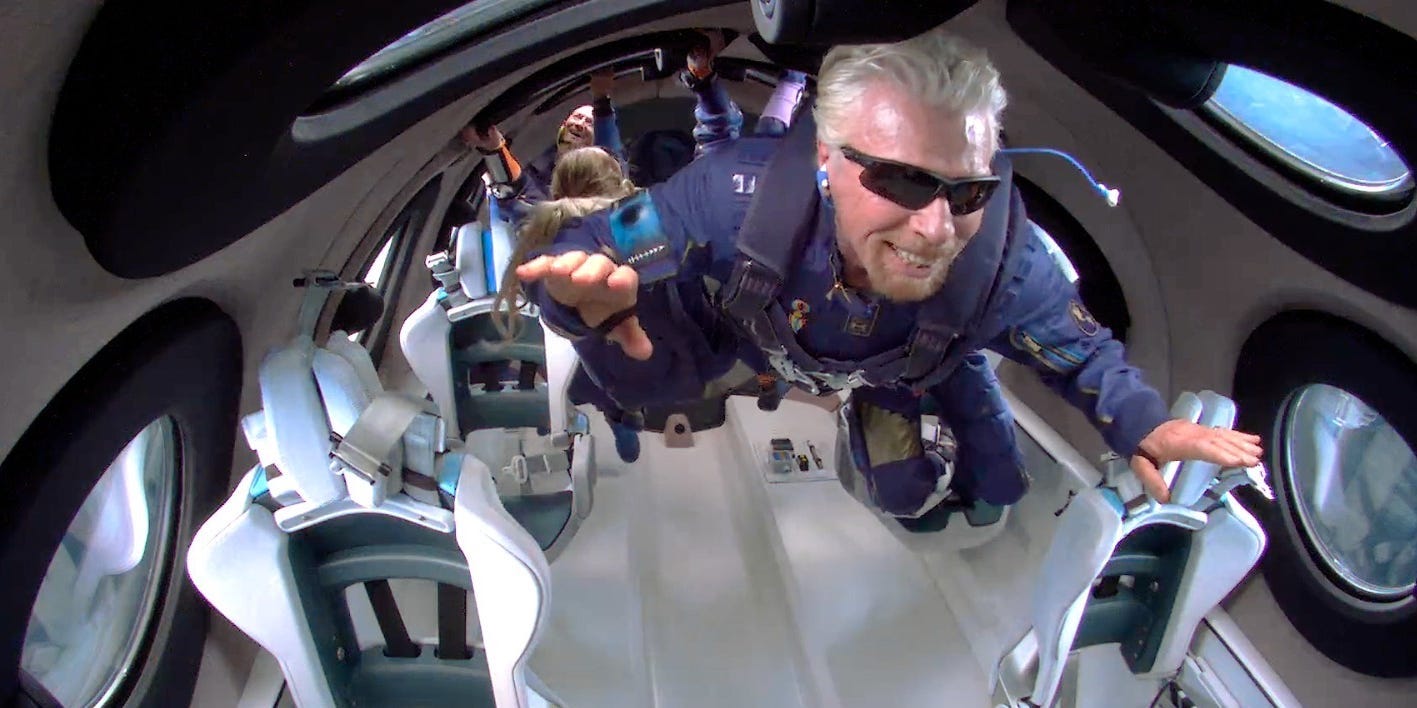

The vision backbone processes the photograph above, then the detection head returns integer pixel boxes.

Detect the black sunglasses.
[838,146,1000,215]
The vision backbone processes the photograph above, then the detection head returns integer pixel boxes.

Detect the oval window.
[1282,384,1417,600]
[21,417,180,706]
[1205,66,1411,198]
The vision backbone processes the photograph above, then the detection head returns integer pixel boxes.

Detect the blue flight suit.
[691,70,810,156]
[526,134,1169,515]
[495,97,627,223]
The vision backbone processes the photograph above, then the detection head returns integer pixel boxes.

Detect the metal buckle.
[328,432,390,484]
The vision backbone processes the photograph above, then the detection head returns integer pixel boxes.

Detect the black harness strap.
[474,362,504,392]
[719,111,821,324]
[365,579,419,658]
[517,360,539,391]
[437,583,472,660]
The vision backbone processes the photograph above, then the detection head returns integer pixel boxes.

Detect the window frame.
[1232,310,1417,677]
[354,176,444,362]
[1194,65,1414,214]
[21,416,181,707]
[1008,0,1417,310]
[1277,383,1416,601]
[0,299,242,705]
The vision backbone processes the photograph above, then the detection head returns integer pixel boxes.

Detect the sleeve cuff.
[525,281,594,340]
[1105,390,1170,458]
[592,96,614,117]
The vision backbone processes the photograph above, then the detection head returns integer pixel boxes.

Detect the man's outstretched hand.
[1130,419,1264,503]
[516,251,654,361]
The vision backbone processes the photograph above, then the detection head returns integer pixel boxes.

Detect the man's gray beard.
[871,243,963,303]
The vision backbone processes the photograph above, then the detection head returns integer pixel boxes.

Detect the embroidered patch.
[732,173,758,195]
[1069,300,1101,336]
[789,299,811,332]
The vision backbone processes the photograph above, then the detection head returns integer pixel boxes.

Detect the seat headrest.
[331,284,385,335]
[455,223,490,299]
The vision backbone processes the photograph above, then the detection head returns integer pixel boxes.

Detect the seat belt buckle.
[502,455,531,485]
[1210,463,1274,503]
[843,370,869,390]
[329,432,393,508]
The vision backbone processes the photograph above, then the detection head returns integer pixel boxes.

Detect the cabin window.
[330,0,559,94]
[20,418,180,707]
[355,177,444,359]
[1281,384,1417,599]
[1202,66,1411,202]
[362,237,396,290]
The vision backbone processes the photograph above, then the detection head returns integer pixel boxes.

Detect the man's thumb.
[608,316,654,361]
[1129,454,1172,504]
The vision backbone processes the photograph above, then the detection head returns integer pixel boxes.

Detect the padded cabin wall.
[0,0,492,477]
[1335,0,1417,40]
[956,3,1417,706]
[949,1,1417,463]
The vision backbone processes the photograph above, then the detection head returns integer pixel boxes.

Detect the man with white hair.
[516,27,1263,523]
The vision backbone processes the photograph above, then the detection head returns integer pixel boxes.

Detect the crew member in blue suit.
[680,29,810,155]
[515,28,1264,519]
[462,69,626,222]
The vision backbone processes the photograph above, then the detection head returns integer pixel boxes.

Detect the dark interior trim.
[364,176,444,368]
[1232,310,1417,677]
[1007,0,1417,309]
[0,299,242,705]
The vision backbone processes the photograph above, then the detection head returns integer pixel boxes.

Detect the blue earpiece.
[999,147,1121,207]
[816,166,832,204]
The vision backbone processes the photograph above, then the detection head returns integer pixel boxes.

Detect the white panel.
[540,319,578,434]
[259,339,343,505]
[400,291,458,433]
[455,223,490,300]
[1029,491,1124,708]
[323,331,384,399]
[187,474,338,708]
[454,453,552,708]
[1145,503,1265,678]
[312,348,373,438]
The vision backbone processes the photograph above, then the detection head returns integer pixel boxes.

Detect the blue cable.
[999,147,1121,207]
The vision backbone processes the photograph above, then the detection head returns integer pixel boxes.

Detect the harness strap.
[437,583,473,660]
[330,393,441,503]
[719,111,824,361]
[366,579,419,658]
[734,110,821,277]
[719,259,782,323]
